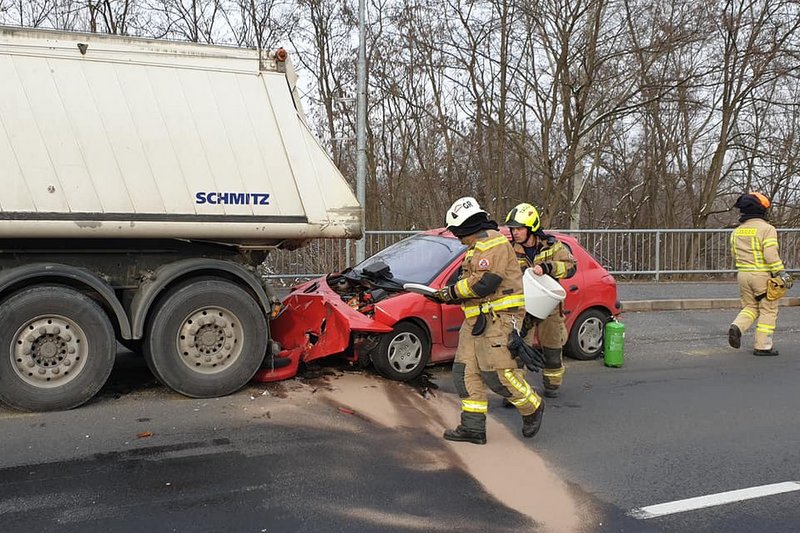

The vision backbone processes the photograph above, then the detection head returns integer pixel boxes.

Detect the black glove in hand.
[434,285,457,303]
[507,329,545,373]
[520,313,538,338]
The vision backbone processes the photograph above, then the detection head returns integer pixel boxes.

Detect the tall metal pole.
[355,0,367,263]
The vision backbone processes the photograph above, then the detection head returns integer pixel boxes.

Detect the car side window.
[447,266,462,286]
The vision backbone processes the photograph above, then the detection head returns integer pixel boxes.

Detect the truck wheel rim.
[177,307,243,374]
[387,332,422,373]
[12,315,89,388]
[579,317,604,354]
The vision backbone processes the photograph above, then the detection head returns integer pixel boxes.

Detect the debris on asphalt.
[250,389,270,400]
[408,372,439,398]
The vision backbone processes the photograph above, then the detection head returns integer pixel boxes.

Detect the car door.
[437,259,466,348]
[558,237,588,330]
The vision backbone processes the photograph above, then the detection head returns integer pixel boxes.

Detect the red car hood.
[262,276,393,372]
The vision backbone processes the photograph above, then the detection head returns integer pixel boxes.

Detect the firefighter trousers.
[525,307,567,392]
[732,271,779,350]
[452,312,542,433]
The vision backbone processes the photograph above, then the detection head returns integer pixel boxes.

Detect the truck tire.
[144,280,267,398]
[371,322,430,382]
[565,308,609,360]
[0,285,116,411]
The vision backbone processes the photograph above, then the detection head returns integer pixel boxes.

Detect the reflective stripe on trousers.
[461,399,488,413]
[503,369,541,411]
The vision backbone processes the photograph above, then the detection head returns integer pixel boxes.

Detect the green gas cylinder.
[603,319,625,368]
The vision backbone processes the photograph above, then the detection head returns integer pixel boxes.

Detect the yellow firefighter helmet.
[505,202,541,233]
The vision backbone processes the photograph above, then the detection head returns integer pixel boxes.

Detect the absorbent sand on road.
[274,370,591,533]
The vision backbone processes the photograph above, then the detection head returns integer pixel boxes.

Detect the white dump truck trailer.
[0,26,361,411]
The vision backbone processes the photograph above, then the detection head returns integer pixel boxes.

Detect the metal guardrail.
[262,228,800,285]
[564,228,800,280]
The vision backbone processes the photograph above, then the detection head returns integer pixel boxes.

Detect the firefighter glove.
[507,329,545,372]
[767,277,788,301]
[520,313,539,338]
[433,285,457,303]
[778,270,794,290]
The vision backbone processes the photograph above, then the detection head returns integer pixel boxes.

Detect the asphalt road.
[485,306,800,532]
[1,306,799,532]
[0,368,537,532]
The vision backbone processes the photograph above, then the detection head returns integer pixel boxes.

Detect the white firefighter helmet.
[445,196,487,229]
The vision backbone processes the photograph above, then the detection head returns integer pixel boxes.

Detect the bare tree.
[5,0,57,27]
[87,0,138,34]
[690,0,800,228]
[220,0,295,49]
[145,0,223,42]
[2,0,798,232]
[517,0,651,228]
[287,0,355,169]
[620,0,713,228]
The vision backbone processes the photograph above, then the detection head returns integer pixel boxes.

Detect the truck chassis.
[0,239,279,411]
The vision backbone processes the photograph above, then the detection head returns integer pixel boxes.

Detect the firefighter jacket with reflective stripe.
[513,235,577,279]
[730,218,785,273]
[455,229,525,320]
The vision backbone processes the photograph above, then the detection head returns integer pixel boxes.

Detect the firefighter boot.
[728,325,741,349]
[544,387,560,398]
[521,403,545,438]
[443,426,487,445]
[753,348,779,356]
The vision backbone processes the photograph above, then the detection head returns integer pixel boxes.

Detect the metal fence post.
[655,230,661,281]
[355,0,367,264]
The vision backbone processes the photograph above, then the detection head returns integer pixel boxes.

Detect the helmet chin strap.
[523,229,538,247]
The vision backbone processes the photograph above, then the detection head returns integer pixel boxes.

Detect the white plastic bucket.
[523,269,566,319]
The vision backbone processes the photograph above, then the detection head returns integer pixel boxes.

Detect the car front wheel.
[371,322,430,382]
[565,308,610,361]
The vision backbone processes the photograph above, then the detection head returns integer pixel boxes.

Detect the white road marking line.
[628,481,800,519]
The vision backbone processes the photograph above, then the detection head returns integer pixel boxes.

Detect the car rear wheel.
[565,308,610,361]
[371,322,430,382]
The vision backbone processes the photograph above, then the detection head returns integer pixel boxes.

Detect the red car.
[256,228,620,383]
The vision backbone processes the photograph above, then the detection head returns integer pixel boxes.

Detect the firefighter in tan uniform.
[728,192,793,355]
[505,203,576,397]
[434,197,545,445]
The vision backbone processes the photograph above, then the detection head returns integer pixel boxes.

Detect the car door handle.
[568,285,579,292]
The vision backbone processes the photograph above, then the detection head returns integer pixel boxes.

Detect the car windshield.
[355,234,466,284]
